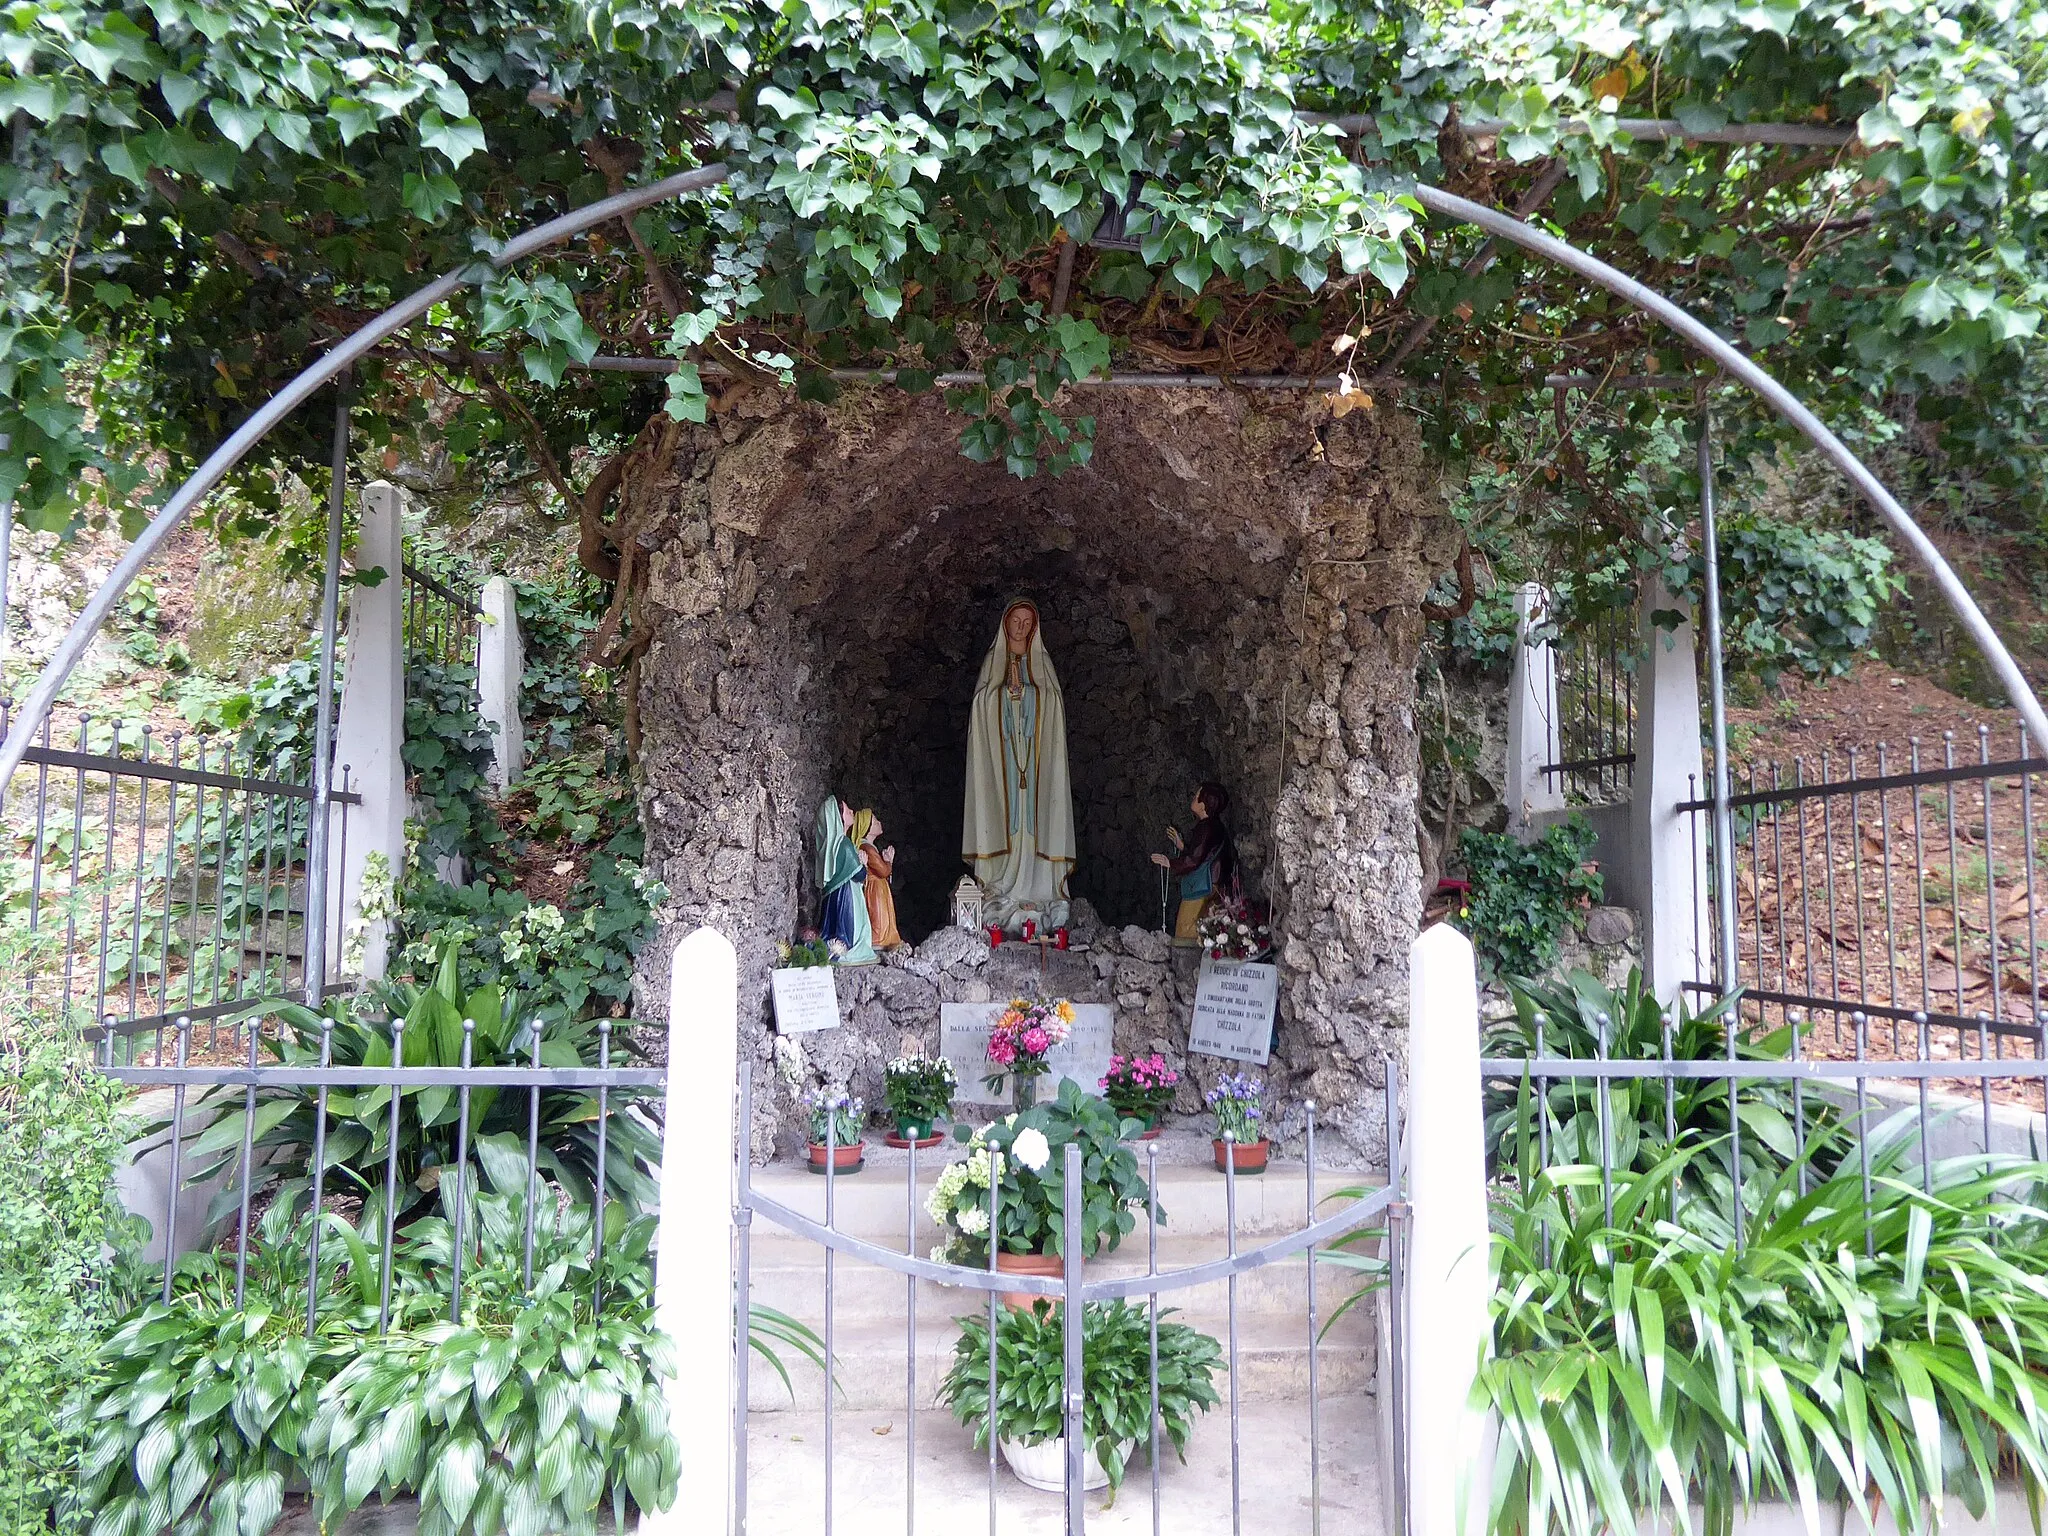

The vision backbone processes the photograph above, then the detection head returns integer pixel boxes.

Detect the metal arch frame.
[5,165,2044,798]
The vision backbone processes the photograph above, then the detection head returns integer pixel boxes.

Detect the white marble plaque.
[940,1001,1114,1107]
[771,966,841,1034]
[1189,959,1278,1065]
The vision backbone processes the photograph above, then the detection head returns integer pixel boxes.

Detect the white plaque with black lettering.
[939,1001,1114,1107]
[1189,959,1278,1065]
[771,966,841,1034]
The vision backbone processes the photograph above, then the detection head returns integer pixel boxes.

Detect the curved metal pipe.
[0,164,729,793]
[7,165,2039,788]
[1412,183,2048,751]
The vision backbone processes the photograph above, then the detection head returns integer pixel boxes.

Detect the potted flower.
[928,1080,1158,1308]
[983,996,1073,1110]
[939,1297,1223,1494]
[1205,1073,1269,1174]
[1098,1053,1178,1139]
[884,1055,957,1147]
[804,1087,866,1174]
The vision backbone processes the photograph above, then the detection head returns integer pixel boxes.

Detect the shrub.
[940,1300,1222,1494]
[1456,818,1604,981]
[394,833,662,1027]
[0,989,139,1534]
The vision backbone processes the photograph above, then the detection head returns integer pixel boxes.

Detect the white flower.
[1013,1127,1051,1173]
[957,1206,990,1237]
[930,1244,954,1265]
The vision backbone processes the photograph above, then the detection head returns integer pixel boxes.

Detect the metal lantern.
[952,875,984,932]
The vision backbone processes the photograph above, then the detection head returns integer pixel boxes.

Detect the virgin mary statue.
[962,599,1076,930]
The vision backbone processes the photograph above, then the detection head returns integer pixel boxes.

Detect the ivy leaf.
[419,109,487,168]
[663,363,707,423]
[401,171,461,222]
[208,99,266,151]
[160,73,204,122]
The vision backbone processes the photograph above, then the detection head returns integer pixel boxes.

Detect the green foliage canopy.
[4,0,2046,557]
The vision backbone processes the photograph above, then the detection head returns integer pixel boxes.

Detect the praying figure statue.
[962,598,1076,932]
[815,795,878,966]
[852,807,903,952]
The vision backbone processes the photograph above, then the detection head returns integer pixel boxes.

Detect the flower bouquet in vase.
[1196,907,1272,962]
[884,1055,957,1147]
[1098,1053,1178,1139]
[1205,1073,1269,1174]
[983,997,1073,1109]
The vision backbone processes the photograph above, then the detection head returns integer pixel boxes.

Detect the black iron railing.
[0,700,358,1051]
[1681,725,2048,1057]
[1541,601,1638,803]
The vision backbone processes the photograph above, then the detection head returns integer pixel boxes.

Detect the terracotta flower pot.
[995,1249,1065,1311]
[884,1118,945,1149]
[807,1141,865,1175]
[1213,1138,1270,1175]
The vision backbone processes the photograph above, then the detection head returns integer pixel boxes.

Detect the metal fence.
[0,700,358,1054]
[1543,602,1637,804]
[1680,725,2048,1069]
[81,1034,1408,1534]
[99,1010,660,1325]
[1480,1025,2048,1252]
[734,1060,1408,1534]
[401,558,481,672]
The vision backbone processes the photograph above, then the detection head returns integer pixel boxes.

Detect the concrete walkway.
[743,1394,1385,1536]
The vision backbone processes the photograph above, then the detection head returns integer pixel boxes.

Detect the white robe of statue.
[962,599,1076,930]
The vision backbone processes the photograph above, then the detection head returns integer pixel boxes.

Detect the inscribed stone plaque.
[1189,959,1278,1066]
[771,967,841,1034]
[940,1001,1114,1107]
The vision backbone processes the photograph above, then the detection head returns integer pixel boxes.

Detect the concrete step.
[746,1310,1380,1412]
[749,1160,1383,1244]
[746,1246,1382,1325]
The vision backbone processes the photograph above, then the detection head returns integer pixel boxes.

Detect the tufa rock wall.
[622,387,1457,1161]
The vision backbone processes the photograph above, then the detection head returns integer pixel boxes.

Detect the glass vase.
[1014,1073,1040,1111]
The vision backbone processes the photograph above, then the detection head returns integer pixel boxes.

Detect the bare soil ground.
[1722,663,2047,1109]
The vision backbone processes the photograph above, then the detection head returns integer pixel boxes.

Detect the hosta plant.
[939,1300,1222,1495]
[183,942,657,1235]
[71,1203,376,1536]
[303,1187,680,1536]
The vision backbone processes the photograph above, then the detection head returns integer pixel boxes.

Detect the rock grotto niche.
[622,387,1457,1163]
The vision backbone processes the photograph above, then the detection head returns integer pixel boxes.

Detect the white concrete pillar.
[645,927,740,1536]
[327,481,406,982]
[476,574,524,793]
[1630,571,1713,1007]
[1403,922,1495,1536]
[1504,583,1566,837]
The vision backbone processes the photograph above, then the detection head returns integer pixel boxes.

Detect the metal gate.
[729,1062,1410,1535]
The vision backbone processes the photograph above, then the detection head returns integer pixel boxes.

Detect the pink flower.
[987,1035,1017,1066]
[1020,1026,1050,1055]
